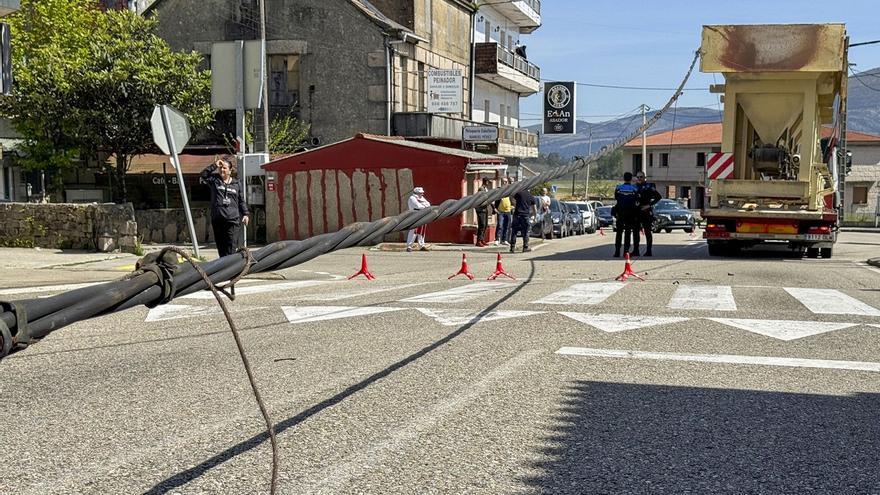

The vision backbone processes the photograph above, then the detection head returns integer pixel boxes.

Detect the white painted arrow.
[559,312,689,332]
[145,304,223,322]
[281,305,404,324]
[145,304,265,322]
[708,318,858,341]
[415,308,544,326]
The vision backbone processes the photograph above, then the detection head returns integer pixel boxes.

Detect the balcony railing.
[522,0,540,15]
[498,125,539,149]
[475,42,540,82]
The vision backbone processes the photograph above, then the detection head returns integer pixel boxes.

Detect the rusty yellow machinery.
[700,23,848,258]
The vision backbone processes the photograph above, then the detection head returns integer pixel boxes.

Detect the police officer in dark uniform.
[633,171,662,256]
[201,157,250,257]
[612,172,639,258]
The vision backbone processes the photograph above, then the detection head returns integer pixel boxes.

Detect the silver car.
[570,201,598,234]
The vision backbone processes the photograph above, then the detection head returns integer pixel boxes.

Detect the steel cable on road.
[0,49,702,361]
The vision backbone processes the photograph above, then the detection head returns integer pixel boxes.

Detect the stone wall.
[135,208,213,244]
[0,202,138,252]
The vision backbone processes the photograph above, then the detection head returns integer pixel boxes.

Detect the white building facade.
[471,0,541,160]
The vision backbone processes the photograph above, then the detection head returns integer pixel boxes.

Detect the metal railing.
[495,44,540,80]
[521,0,540,15]
[498,124,538,148]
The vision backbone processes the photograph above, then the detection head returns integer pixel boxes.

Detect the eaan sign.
[543,81,576,135]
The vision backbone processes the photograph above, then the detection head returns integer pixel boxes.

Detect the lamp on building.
[478,15,484,22]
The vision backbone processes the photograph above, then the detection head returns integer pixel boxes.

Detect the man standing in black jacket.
[634,172,662,256]
[201,157,250,257]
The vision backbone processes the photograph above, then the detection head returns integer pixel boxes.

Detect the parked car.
[596,206,614,228]
[587,200,605,212]
[570,201,598,233]
[549,199,572,237]
[564,202,586,235]
[651,199,696,233]
[530,208,553,239]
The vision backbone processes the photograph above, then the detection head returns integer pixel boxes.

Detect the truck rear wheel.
[708,242,725,256]
[820,247,833,259]
[806,247,819,259]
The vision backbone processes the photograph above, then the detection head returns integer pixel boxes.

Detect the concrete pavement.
[1,231,879,493]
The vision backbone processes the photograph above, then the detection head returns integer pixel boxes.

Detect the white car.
[569,201,598,234]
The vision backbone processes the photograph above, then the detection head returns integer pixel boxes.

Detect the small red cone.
[599,227,606,237]
[348,253,376,280]
[448,253,475,280]
[487,253,515,280]
[615,253,645,282]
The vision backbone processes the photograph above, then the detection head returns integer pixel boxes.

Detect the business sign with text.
[427,69,463,114]
[542,81,576,135]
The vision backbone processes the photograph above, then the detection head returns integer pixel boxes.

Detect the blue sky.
[519,0,880,125]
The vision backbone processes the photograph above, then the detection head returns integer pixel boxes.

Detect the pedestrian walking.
[509,185,537,253]
[406,186,431,252]
[494,177,513,245]
[201,157,250,258]
[612,172,639,258]
[634,172,662,256]
[475,178,493,247]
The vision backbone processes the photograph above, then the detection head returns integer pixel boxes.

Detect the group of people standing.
[612,171,661,257]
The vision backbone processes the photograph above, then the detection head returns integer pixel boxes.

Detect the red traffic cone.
[348,253,376,280]
[599,227,606,237]
[448,253,475,280]
[615,253,645,282]
[487,253,515,280]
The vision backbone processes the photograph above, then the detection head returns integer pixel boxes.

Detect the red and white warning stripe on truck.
[707,152,734,179]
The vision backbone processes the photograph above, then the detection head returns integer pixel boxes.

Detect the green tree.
[594,149,623,180]
[238,111,311,157]
[1,0,213,202]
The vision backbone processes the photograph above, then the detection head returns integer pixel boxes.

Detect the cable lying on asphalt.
[0,50,701,362]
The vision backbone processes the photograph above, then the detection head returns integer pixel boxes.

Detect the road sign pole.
[235,40,248,247]
[160,105,200,258]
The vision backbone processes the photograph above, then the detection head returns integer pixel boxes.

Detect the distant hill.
[533,68,880,158]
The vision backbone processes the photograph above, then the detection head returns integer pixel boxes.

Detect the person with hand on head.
[200,156,249,258]
[406,186,431,252]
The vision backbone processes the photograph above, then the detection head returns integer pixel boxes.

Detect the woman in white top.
[406,187,431,251]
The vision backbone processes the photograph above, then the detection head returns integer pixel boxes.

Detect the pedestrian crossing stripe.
[559,313,690,332]
[532,282,625,305]
[784,288,880,317]
[180,280,330,299]
[668,285,737,311]
[399,282,514,303]
[707,318,859,341]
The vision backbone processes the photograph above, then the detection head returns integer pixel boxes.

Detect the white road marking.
[281,305,404,323]
[784,287,880,316]
[559,313,690,332]
[179,280,329,299]
[708,318,858,341]
[668,285,736,311]
[532,282,626,305]
[297,282,433,301]
[144,304,264,322]
[555,347,880,372]
[305,350,542,494]
[415,308,544,326]
[298,269,347,280]
[399,282,513,303]
[0,281,106,295]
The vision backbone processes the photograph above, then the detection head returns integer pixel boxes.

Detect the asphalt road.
[1,231,879,494]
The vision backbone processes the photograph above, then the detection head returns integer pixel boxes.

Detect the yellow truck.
[700,24,848,258]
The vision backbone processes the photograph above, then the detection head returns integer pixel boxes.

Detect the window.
[508,34,513,50]
[499,103,506,125]
[661,153,669,167]
[484,21,491,42]
[268,55,301,114]
[697,152,706,168]
[632,154,642,172]
[852,186,869,205]
[483,99,490,123]
[648,153,654,168]
[417,62,426,110]
[500,30,506,47]
[399,55,408,109]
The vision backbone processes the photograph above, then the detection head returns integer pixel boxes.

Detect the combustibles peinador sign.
[542,81,576,135]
